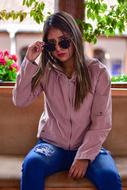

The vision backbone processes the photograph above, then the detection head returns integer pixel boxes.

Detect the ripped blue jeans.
[21,139,122,190]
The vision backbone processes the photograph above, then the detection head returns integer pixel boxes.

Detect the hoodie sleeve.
[12,57,43,107]
[74,67,112,161]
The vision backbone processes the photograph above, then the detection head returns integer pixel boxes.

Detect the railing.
[0,82,15,86]
[111,82,127,88]
[1,82,127,88]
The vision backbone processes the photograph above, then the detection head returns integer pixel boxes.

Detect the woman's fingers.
[26,41,45,62]
[69,166,84,179]
[68,159,89,179]
[30,41,44,53]
[68,165,75,177]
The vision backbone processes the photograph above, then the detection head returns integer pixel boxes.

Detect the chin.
[57,57,69,63]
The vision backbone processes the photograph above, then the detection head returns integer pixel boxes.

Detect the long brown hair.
[32,11,91,110]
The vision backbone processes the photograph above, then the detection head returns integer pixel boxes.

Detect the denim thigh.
[86,148,122,190]
[21,139,72,190]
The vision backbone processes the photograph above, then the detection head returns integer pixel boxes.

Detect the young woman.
[12,11,121,190]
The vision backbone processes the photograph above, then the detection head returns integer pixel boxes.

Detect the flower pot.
[0,81,15,87]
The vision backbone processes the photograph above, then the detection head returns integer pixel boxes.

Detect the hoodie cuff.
[74,150,98,162]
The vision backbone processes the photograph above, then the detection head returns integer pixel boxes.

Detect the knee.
[22,154,45,176]
[95,169,121,189]
[101,169,121,183]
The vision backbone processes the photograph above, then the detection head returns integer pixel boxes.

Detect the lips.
[57,53,66,57]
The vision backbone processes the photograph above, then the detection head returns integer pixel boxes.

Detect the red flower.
[0,49,20,81]
[9,63,19,72]
[8,55,13,59]
[0,51,4,58]
[12,54,17,62]
[0,58,6,65]
[4,50,10,57]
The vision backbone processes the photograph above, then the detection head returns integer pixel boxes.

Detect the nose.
[55,42,61,51]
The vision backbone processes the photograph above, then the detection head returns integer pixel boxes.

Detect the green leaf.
[83,23,93,31]
[95,3,100,14]
[117,0,126,4]
[19,14,24,22]
[26,0,30,7]
[100,3,107,13]
[23,12,27,19]
[40,2,45,10]
[87,9,92,19]
[1,10,6,17]
[30,9,35,17]
[5,13,10,20]
[94,29,100,36]
[22,0,26,6]
[29,0,34,6]
[92,36,97,44]
[6,59,13,66]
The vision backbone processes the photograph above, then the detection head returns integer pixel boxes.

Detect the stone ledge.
[0,155,127,189]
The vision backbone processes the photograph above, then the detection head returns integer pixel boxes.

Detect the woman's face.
[47,28,74,64]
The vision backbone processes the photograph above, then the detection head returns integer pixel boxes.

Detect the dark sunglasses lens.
[44,38,71,52]
[44,42,55,52]
[59,39,71,49]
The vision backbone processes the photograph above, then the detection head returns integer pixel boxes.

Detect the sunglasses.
[44,38,71,52]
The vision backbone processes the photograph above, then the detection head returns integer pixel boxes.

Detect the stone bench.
[0,155,127,190]
[0,86,127,190]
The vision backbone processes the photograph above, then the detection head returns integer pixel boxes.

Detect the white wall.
[85,37,127,75]
[93,38,127,60]
[0,32,10,52]
[15,32,42,64]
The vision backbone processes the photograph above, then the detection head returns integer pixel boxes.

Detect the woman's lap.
[21,140,122,190]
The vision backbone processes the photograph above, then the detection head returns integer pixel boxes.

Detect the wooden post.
[55,0,84,20]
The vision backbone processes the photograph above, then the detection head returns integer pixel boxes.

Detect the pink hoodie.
[12,58,112,161]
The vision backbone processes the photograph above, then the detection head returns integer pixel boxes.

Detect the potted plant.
[111,75,127,88]
[0,50,19,85]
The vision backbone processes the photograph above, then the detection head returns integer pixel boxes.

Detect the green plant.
[81,0,127,43]
[0,0,127,43]
[111,75,127,82]
[0,50,19,81]
[0,0,46,23]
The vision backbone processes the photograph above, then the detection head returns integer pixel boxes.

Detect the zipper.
[68,117,72,149]
[68,80,72,150]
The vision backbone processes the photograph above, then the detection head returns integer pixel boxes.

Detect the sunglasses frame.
[44,37,72,52]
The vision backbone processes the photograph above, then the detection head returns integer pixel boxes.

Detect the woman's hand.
[68,159,89,179]
[26,41,45,62]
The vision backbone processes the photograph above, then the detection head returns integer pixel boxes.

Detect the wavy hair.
[32,11,91,110]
